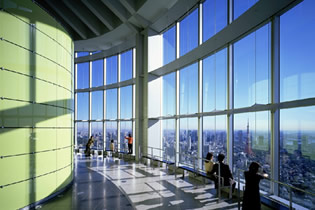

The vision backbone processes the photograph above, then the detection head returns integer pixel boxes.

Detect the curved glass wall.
[179,8,198,57]
[120,50,133,81]
[146,0,315,208]
[92,59,104,87]
[202,0,227,42]
[163,26,176,65]
[179,63,198,115]
[106,55,118,85]
[75,49,135,154]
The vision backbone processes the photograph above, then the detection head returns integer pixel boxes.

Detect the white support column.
[74,63,78,148]
[199,2,203,45]
[175,21,180,166]
[103,58,106,151]
[135,32,146,161]
[271,16,280,196]
[117,54,121,151]
[227,0,234,170]
[227,44,234,169]
[198,59,203,169]
[198,1,203,170]
[89,58,92,137]
[132,48,136,155]
[176,22,180,59]
[176,69,180,165]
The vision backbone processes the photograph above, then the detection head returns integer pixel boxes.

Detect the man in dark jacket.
[210,153,235,191]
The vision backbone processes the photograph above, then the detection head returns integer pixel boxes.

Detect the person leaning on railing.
[242,161,268,210]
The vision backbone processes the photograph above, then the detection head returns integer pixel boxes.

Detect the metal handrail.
[141,146,314,209]
[236,168,315,210]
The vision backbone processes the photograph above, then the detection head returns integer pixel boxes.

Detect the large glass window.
[202,115,227,162]
[180,63,198,115]
[163,72,176,116]
[92,59,104,87]
[91,91,103,120]
[106,55,118,85]
[162,119,175,162]
[233,111,270,191]
[120,121,132,153]
[179,118,198,166]
[77,62,89,89]
[280,0,315,102]
[76,122,89,149]
[234,23,270,108]
[163,26,176,65]
[106,89,117,119]
[203,48,227,112]
[105,121,117,150]
[234,0,258,20]
[120,50,133,81]
[120,86,132,119]
[91,122,103,150]
[202,0,227,42]
[179,8,198,56]
[280,106,315,208]
[77,92,89,120]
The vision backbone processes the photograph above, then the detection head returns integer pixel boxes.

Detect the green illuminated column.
[0,0,73,209]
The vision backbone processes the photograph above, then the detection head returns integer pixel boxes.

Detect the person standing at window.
[125,134,133,154]
[242,161,268,210]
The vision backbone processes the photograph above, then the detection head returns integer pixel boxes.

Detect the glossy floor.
[38,155,266,210]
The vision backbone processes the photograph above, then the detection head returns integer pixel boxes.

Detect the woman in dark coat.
[242,162,267,210]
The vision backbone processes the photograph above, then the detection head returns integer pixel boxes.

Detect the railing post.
[218,163,221,203]
[238,169,241,210]
[193,156,196,177]
[174,149,177,178]
[289,187,293,210]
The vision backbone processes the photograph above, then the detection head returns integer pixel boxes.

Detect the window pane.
[280,107,315,208]
[233,111,271,192]
[77,62,89,89]
[179,8,198,56]
[77,92,89,120]
[92,59,103,87]
[203,48,227,112]
[91,122,103,150]
[92,50,101,55]
[106,55,118,85]
[106,89,117,119]
[180,63,198,115]
[202,115,227,165]
[76,122,88,149]
[163,72,175,116]
[91,91,103,120]
[105,121,117,150]
[202,0,227,42]
[120,86,132,119]
[120,121,132,153]
[76,52,89,58]
[120,50,133,81]
[179,118,198,166]
[162,119,175,162]
[163,26,176,65]
[234,24,270,108]
[280,0,315,102]
[234,0,258,20]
